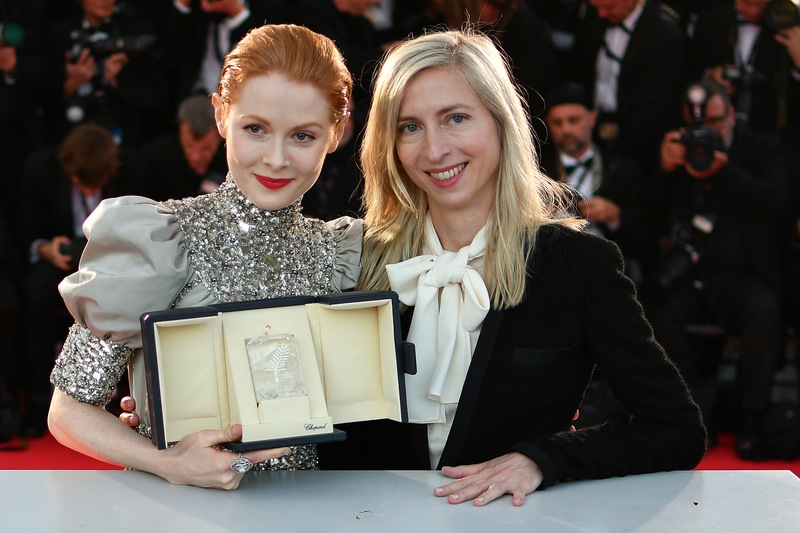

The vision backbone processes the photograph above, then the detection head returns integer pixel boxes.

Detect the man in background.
[143,94,226,201]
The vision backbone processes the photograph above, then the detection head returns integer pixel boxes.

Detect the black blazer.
[320,225,706,488]
[539,143,652,265]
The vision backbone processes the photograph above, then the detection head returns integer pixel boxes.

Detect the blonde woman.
[320,29,706,506]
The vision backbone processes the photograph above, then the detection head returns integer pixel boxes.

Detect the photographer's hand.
[660,131,686,173]
[685,150,728,180]
[0,46,17,74]
[703,65,735,95]
[775,26,800,71]
[64,49,96,98]
[103,52,129,88]
[200,0,245,17]
[40,236,74,271]
[579,197,621,224]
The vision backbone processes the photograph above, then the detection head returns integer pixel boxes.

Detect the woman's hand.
[117,396,288,489]
[119,395,139,427]
[434,452,543,506]
[157,424,290,490]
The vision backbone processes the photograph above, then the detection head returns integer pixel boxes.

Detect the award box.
[140,291,416,452]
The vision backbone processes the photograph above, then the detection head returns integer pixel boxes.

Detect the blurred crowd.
[0,0,798,459]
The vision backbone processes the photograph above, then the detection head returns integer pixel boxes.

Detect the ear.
[327,112,350,154]
[211,93,227,139]
[588,109,598,129]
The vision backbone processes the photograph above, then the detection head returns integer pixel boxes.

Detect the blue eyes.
[244,125,315,142]
[399,114,468,135]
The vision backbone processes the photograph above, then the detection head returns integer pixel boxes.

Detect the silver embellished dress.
[51,178,362,471]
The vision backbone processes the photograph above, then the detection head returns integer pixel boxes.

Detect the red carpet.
[695,433,800,476]
[0,431,798,476]
[0,431,121,470]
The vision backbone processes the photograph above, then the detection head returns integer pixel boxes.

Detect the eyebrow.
[398,104,472,123]
[239,114,326,130]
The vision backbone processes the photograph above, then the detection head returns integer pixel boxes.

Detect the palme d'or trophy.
[245,325,309,424]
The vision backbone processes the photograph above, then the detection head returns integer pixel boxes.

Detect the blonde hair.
[216,24,352,125]
[359,29,581,309]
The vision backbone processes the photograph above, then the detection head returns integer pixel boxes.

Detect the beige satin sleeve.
[58,196,193,350]
[327,216,363,292]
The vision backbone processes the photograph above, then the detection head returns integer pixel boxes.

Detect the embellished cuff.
[327,216,363,292]
[50,323,134,407]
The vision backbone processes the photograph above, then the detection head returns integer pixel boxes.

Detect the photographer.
[43,0,167,147]
[687,0,800,136]
[642,80,790,460]
[16,122,146,438]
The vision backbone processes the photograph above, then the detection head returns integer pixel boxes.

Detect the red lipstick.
[255,175,292,190]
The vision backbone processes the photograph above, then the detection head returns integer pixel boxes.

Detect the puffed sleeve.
[51,196,192,405]
[327,216,362,292]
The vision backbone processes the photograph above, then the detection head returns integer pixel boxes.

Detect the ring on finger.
[230,453,254,474]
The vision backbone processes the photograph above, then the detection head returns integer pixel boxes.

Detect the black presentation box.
[140,291,416,452]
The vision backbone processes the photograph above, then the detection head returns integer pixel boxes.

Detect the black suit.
[643,128,789,423]
[156,3,270,115]
[16,145,146,432]
[320,225,706,488]
[539,142,652,271]
[281,0,383,110]
[141,133,227,202]
[567,0,685,170]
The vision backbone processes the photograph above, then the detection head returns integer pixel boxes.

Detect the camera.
[680,126,722,173]
[649,210,715,290]
[64,29,154,127]
[680,83,723,172]
[763,0,800,32]
[67,29,156,61]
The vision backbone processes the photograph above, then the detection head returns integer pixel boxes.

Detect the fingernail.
[282,448,291,456]
[435,487,444,493]
[477,497,485,503]
[451,494,460,500]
